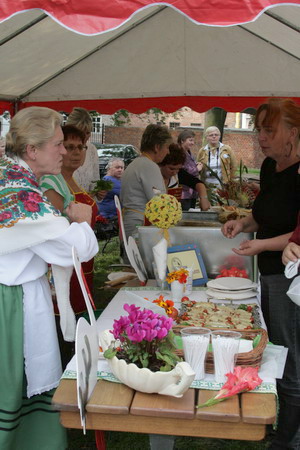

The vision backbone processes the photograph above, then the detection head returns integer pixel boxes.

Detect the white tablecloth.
[63,286,287,393]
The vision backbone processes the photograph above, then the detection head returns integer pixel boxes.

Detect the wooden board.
[58,410,267,441]
[86,380,134,414]
[52,379,78,412]
[241,393,277,424]
[130,389,195,419]
[196,390,240,422]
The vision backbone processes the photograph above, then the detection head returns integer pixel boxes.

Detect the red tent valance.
[1,0,299,35]
[1,96,299,117]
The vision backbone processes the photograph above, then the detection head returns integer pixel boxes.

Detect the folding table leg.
[95,430,106,450]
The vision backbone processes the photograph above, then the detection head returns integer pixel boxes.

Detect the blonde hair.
[6,107,62,157]
[66,107,93,133]
[205,126,221,137]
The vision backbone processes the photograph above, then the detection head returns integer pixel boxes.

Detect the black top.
[252,157,300,275]
[178,169,203,189]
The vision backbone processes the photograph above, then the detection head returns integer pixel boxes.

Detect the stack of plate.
[206,277,258,300]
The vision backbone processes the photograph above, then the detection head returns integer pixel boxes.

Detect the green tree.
[110,108,183,127]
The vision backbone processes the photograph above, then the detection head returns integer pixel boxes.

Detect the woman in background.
[120,124,172,239]
[0,107,98,449]
[197,126,237,186]
[97,157,124,218]
[0,136,5,156]
[159,143,210,210]
[177,129,206,210]
[222,98,300,449]
[66,107,100,193]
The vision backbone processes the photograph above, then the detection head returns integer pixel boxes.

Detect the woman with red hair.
[222,98,300,449]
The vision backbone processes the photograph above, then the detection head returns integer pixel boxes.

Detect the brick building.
[103,126,264,170]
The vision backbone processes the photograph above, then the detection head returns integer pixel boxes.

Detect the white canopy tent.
[0,2,299,115]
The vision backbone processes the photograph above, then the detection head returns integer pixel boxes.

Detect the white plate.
[206,288,257,300]
[208,287,256,295]
[107,271,136,281]
[207,277,256,291]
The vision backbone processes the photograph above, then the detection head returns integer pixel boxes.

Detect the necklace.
[141,152,154,162]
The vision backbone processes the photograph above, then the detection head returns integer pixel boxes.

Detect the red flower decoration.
[198,366,262,408]
[96,215,109,224]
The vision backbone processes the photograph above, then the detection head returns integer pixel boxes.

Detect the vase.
[170,280,184,302]
[99,330,195,397]
[108,356,195,397]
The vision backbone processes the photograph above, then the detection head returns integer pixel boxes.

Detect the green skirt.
[0,283,67,450]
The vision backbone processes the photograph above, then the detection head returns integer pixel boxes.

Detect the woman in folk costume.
[197,126,237,186]
[0,107,98,450]
[41,125,98,318]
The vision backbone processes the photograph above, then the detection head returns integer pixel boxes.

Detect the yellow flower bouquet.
[144,194,182,229]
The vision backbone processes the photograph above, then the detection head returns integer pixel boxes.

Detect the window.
[169,122,180,129]
[190,123,201,127]
[93,116,102,133]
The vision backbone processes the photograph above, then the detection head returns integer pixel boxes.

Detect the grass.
[66,237,273,449]
[67,429,274,449]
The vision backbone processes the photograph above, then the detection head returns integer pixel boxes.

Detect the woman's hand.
[221,220,244,239]
[96,190,107,201]
[282,242,300,265]
[200,197,211,211]
[232,239,265,256]
[197,162,203,172]
[65,202,92,225]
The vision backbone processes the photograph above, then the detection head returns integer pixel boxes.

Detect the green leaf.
[90,179,113,195]
[103,348,117,359]
[252,335,261,348]
[160,364,172,372]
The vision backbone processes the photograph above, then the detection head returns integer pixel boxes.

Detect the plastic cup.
[211,330,241,383]
[152,261,168,290]
[180,327,211,380]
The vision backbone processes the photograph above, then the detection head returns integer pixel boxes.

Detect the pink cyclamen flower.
[198,366,263,408]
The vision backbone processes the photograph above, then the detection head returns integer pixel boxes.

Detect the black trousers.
[260,274,300,449]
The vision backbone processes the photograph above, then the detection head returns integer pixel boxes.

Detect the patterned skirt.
[0,283,67,450]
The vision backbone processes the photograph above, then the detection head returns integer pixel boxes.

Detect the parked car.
[94,143,139,178]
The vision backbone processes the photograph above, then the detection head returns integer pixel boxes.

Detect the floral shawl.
[0,156,76,343]
[0,156,69,255]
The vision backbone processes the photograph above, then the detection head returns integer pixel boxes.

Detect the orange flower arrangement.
[152,295,176,316]
[166,268,189,284]
[144,294,178,319]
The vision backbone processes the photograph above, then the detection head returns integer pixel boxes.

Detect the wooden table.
[53,378,276,441]
[53,280,276,441]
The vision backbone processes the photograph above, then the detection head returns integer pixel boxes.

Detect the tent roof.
[0,2,299,115]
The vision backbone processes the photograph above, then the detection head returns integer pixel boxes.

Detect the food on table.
[218,205,251,224]
[178,300,255,330]
[216,267,249,278]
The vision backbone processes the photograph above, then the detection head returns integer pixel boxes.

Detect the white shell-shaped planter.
[108,357,195,398]
[100,329,195,397]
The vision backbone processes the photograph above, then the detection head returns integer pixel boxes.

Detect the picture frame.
[167,244,208,286]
